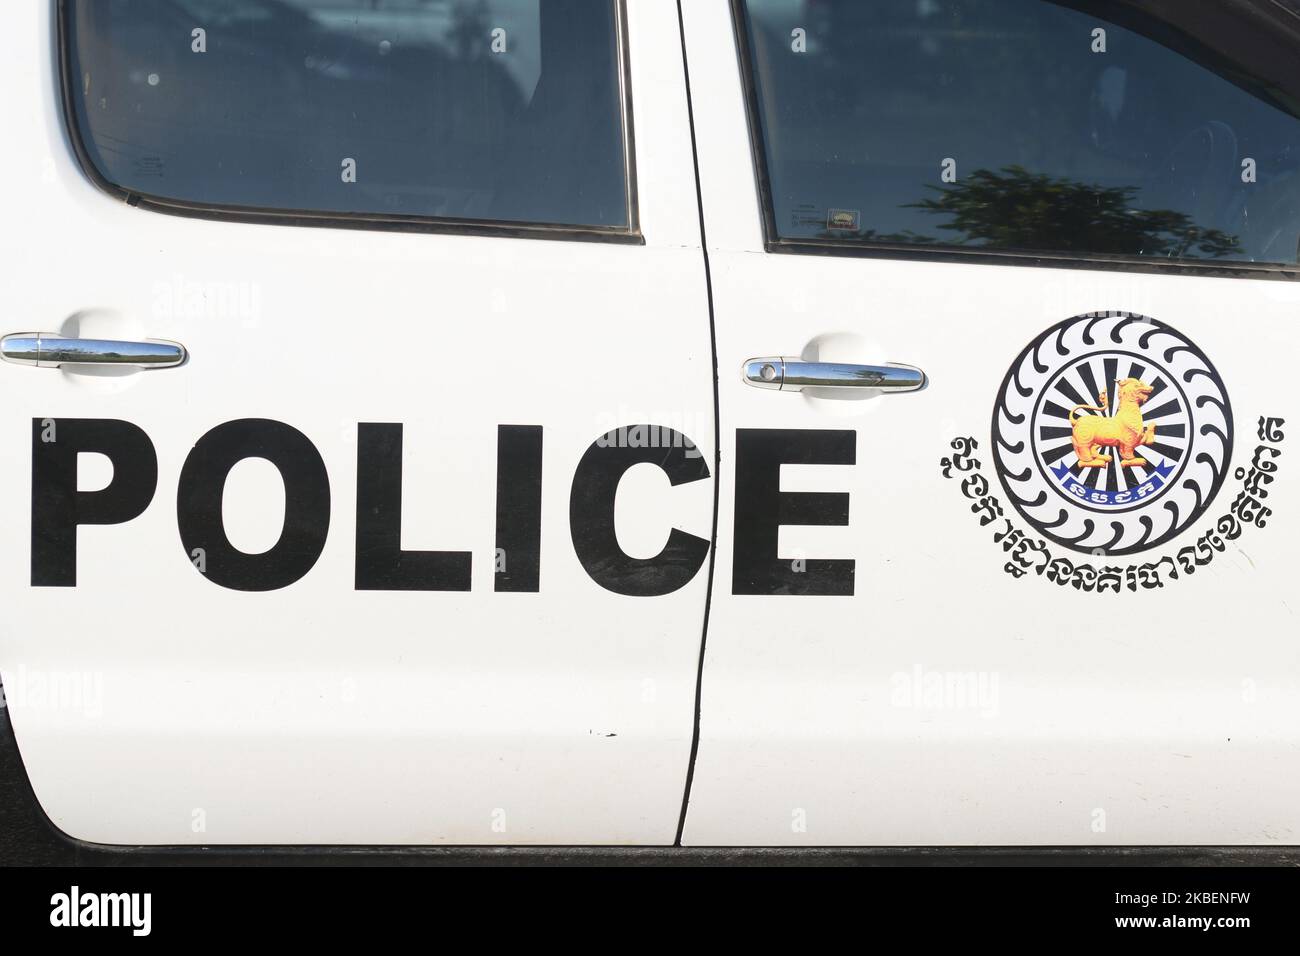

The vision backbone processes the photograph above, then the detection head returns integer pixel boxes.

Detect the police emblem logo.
[992,311,1233,555]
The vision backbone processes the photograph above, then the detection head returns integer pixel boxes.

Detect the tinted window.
[741,0,1300,266]
[67,0,631,230]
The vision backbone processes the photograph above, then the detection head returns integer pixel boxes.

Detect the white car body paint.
[680,0,1300,846]
[0,0,712,845]
[0,0,1296,849]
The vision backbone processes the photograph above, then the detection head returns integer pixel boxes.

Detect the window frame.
[729,0,1299,280]
[56,0,642,244]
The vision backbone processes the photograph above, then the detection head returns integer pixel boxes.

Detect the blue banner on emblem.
[1051,458,1175,506]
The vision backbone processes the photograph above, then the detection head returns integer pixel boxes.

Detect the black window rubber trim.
[54,0,644,245]
[728,0,1300,281]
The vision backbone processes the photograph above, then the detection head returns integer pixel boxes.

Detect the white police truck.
[1,0,1298,852]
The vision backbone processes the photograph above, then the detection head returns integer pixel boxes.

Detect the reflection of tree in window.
[828,166,1243,260]
[744,0,1300,264]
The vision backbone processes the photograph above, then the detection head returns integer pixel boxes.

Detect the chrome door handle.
[742,357,925,392]
[1,333,186,369]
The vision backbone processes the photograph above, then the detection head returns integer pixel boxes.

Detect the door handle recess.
[1,333,186,369]
[742,357,925,392]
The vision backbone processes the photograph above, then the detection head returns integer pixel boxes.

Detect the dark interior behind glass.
[67,0,630,229]
[742,0,1300,266]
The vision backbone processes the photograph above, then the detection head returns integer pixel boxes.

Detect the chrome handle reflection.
[1,333,186,369]
[742,357,925,392]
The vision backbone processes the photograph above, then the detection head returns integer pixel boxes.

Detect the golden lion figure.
[1069,377,1156,468]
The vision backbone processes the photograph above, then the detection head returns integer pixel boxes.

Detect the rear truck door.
[680,0,1300,845]
[0,0,713,845]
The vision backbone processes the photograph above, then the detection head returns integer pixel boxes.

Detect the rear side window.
[739,0,1300,268]
[64,0,633,232]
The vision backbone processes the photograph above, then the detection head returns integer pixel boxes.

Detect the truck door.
[682,0,1300,845]
[0,0,712,845]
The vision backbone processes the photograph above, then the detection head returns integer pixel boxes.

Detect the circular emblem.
[992,312,1233,555]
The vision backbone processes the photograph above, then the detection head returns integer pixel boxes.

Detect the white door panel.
[681,0,1300,846]
[0,0,711,845]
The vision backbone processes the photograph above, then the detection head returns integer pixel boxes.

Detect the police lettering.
[30,419,853,596]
